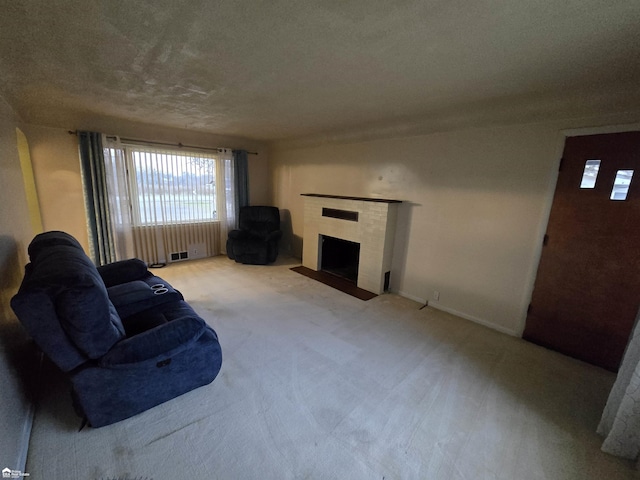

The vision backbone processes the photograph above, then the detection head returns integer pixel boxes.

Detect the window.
[580,159,601,188]
[610,170,634,201]
[101,138,237,264]
[128,148,219,225]
[105,144,234,227]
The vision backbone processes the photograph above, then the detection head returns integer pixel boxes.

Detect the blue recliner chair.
[11,231,222,428]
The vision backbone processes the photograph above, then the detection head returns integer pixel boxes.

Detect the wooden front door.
[523,131,640,372]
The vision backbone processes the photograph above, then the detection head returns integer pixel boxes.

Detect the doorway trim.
[562,122,640,138]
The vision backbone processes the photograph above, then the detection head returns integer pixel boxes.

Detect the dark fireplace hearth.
[321,235,360,283]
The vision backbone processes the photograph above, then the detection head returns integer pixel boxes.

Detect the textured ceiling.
[1,0,640,142]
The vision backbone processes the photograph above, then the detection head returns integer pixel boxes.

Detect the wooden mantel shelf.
[301,193,402,203]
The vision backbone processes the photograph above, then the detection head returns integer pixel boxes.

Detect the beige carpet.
[25,256,635,479]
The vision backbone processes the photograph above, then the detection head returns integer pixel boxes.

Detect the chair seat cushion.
[230,238,270,264]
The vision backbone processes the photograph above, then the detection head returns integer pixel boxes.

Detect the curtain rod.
[68,130,258,155]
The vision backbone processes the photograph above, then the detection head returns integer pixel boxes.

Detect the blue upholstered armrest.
[97,259,149,287]
[227,229,248,240]
[107,276,183,320]
[100,316,207,367]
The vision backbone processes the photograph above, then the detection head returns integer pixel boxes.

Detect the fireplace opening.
[320,235,360,283]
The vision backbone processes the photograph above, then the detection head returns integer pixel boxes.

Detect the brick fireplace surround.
[301,194,401,295]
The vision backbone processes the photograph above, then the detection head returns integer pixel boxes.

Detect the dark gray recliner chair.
[226,206,282,265]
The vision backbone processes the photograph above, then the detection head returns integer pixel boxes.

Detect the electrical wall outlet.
[433,290,440,301]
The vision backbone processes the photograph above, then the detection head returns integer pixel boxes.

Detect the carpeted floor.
[25,256,635,479]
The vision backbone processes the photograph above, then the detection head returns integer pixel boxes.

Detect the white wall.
[0,95,39,474]
[270,118,638,336]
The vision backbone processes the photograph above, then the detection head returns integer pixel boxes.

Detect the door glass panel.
[580,159,601,188]
[610,170,634,200]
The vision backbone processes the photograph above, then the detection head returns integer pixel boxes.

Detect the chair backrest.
[11,232,125,372]
[28,230,84,261]
[238,206,280,238]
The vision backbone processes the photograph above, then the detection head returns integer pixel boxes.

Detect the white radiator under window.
[132,222,222,265]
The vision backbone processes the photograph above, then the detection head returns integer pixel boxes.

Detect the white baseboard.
[396,290,519,337]
[396,290,427,305]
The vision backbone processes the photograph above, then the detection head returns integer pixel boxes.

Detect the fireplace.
[301,194,401,295]
[321,235,360,283]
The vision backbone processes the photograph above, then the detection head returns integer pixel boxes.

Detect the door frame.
[518,122,640,337]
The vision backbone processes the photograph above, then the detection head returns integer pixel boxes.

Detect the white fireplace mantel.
[301,194,401,295]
